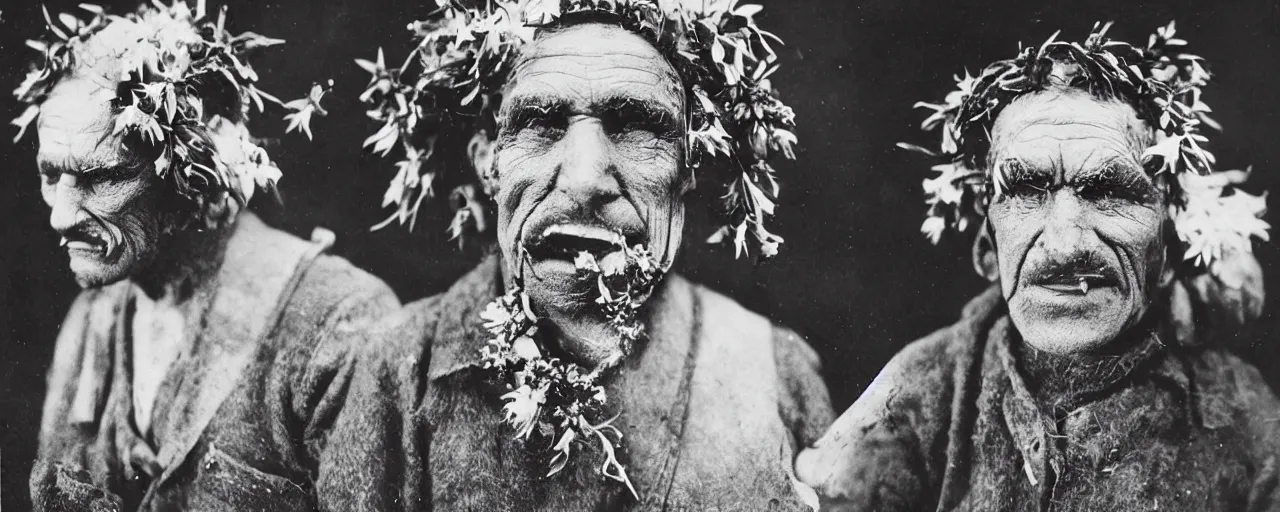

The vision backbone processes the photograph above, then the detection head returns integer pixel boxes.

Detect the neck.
[1013,315,1164,416]
[131,222,234,305]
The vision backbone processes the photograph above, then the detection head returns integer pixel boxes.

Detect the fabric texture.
[316,254,835,511]
[796,285,1280,512]
[31,213,400,511]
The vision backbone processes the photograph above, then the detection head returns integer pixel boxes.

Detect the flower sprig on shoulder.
[477,239,664,499]
[12,1,329,230]
[358,0,796,259]
[900,21,1268,277]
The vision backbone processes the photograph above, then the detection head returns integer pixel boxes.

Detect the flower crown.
[358,0,797,259]
[12,1,327,230]
[901,21,1268,277]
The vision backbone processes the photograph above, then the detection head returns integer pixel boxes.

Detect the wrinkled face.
[37,77,167,288]
[490,23,687,312]
[987,90,1167,355]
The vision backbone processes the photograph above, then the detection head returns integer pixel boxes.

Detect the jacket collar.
[425,254,506,381]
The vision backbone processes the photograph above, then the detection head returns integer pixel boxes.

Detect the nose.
[1035,189,1091,257]
[555,116,621,206]
[48,173,85,233]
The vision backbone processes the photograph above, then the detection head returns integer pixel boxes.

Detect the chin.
[1008,283,1143,355]
[1014,319,1124,355]
[67,252,135,289]
[1009,304,1134,355]
[522,265,595,315]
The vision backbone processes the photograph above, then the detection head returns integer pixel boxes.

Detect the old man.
[17,3,398,510]
[796,22,1280,511]
[318,1,833,510]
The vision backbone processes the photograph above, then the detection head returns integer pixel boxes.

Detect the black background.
[2,0,1278,508]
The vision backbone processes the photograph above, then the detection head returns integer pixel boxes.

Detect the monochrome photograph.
[1,0,1278,510]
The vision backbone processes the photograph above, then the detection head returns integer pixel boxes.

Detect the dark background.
[2,0,1278,507]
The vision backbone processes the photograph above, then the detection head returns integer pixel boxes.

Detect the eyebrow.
[499,93,683,137]
[37,152,140,181]
[498,95,573,132]
[999,157,1157,201]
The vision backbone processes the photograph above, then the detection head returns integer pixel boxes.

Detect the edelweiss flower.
[1173,170,1269,270]
[511,335,542,360]
[501,384,547,441]
[480,295,521,336]
[574,251,600,273]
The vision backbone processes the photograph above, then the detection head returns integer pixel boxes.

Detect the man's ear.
[972,221,999,281]
[467,132,497,195]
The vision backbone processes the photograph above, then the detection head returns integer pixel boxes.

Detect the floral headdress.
[12,1,328,230]
[901,21,1269,279]
[357,0,797,259]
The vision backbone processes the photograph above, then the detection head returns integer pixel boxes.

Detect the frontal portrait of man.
[796,22,1280,511]
[13,2,398,510]
[316,0,834,510]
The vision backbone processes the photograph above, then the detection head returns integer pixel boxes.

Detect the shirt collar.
[994,315,1190,415]
[425,253,506,381]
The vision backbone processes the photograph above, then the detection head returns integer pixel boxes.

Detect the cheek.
[986,203,1039,273]
[1093,206,1166,277]
[96,182,165,246]
[492,144,553,238]
[618,144,682,200]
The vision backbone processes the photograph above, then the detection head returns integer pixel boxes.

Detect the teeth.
[59,237,69,248]
[64,239,103,253]
[542,224,624,245]
[1079,277,1089,295]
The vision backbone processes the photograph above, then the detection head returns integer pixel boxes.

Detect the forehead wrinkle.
[507,23,683,113]
[507,69,682,117]
[37,102,130,173]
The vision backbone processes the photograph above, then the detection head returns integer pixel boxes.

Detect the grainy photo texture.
[1,0,1278,511]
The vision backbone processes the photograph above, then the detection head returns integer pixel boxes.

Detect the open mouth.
[60,235,111,258]
[1035,273,1119,295]
[524,224,634,261]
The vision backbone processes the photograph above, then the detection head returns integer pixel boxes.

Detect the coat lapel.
[143,214,326,502]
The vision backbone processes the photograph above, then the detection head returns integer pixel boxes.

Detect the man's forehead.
[504,23,683,114]
[990,91,1151,171]
[36,77,127,171]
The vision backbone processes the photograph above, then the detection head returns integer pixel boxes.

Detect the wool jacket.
[31,213,399,511]
[318,254,836,511]
[797,286,1280,512]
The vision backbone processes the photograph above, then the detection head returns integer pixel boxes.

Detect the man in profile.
[17,3,397,509]
[318,1,833,509]
[797,22,1280,511]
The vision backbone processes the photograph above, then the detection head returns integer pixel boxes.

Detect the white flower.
[546,427,577,476]
[598,252,626,277]
[574,251,599,273]
[501,384,546,441]
[511,335,541,360]
[480,298,519,336]
[921,216,946,245]
[1173,170,1270,272]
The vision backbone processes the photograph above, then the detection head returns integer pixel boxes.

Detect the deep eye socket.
[523,116,566,139]
[1073,177,1152,205]
[604,112,679,143]
[40,169,60,186]
[501,106,568,141]
[1076,183,1116,202]
[1006,178,1051,200]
